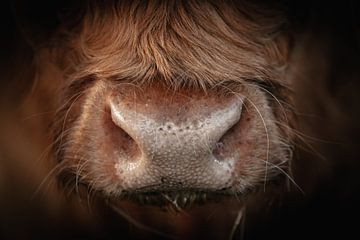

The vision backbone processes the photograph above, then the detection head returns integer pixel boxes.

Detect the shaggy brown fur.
[55,1,289,88]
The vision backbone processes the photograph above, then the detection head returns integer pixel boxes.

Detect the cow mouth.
[105,174,285,210]
[111,188,251,209]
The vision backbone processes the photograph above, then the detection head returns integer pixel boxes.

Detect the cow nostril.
[212,122,238,161]
[107,105,141,162]
[116,128,141,161]
[212,141,225,157]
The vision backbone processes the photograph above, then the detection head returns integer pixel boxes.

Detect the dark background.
[0,1,360,239]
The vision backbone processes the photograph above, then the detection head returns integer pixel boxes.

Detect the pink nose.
[107,86,244,192]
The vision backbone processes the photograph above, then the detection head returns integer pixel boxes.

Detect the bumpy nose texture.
[109,89,243,191]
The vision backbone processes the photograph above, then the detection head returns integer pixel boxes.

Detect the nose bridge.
[110,96,243,166]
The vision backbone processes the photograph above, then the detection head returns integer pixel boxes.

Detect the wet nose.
[108,87,244,191]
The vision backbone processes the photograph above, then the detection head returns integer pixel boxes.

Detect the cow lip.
[108,175,286,209]
[114,188,241,209]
